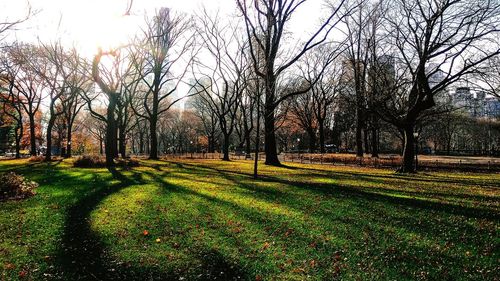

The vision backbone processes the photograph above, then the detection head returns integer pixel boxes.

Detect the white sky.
[1,0,331,112]
[1,0,327,57]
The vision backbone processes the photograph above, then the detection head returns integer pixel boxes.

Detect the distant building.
[451,86,500,118]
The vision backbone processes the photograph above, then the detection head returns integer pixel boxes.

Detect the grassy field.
[0,159,498,280]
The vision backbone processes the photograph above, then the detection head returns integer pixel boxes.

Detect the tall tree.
[376,0,500,172]
[131,8,196,159]
[237,0,349,165]
[193,10,249,161]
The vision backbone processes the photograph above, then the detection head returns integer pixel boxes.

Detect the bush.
[73,155,107,168]
[73,155,140,168]
[0,172,38,201]
[115,158,140,167]
[28,155,45,162]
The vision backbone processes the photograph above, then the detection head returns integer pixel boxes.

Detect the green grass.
[0,159,498,280]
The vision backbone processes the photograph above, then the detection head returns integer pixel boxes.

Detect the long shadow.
[179,161,499,221]
[53,166,246,280]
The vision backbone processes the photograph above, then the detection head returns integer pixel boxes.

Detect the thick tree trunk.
[29,114,37,156]
[399,125,416,173]
[66,129,72,158]
[307,128,316,153]
[119,126,126,158]
[355,122,363,157]
[149,117,158,159]
[139,132,144,154]
[15,127,21,159]
[45,118,55,161]
[264,104,280,166]
[222,133,230,161]
[105,98,118,166]
[318,119,325,154]
[244,129,251,156]
[371,127,379,158]
[364,128,370,154]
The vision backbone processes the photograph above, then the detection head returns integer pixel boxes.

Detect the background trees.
[374,0,500,172]
[0,1,499,172]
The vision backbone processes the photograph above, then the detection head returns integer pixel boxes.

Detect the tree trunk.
[318,119,325,154]
[364,128,370,154]
[119,126,126,158]
[105,97,118,166]
[371,127,379,158]
[29,114,37,156]
[149,117,158,159]
[222,133,230,161]
[139,132,144,154]
[66,129,72,158]
[14,126,21,159]
[244,129,251,156]
[307,128,316,153]
[45,118,55,161]
[254,92,261,178]
[400,125,416,173]
[264,104,280,165]
[356,116,364,157]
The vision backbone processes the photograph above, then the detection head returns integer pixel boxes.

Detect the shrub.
[73,155,107,168]
[0,172,38,201]
[28,155,45,162]
[73,156,140,168]
[115,158,140,167]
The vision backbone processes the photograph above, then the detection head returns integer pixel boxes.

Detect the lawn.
[0,159,498,280]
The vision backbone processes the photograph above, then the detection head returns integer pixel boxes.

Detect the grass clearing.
[0,159,498,280]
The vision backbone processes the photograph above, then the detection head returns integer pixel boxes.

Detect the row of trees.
[1,0,500,172]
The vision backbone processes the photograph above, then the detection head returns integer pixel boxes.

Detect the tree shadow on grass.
[177,162,499,221]
[53,166,246,280]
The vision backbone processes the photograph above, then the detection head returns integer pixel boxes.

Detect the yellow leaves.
[155,238,161,243]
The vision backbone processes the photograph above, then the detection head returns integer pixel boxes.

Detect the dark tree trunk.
[364,128,370,154]
[222,133,230,161]
[28,114,37,156]
[318,119,325,154]
[66,129,72,158]
[244,129,251,156]
[371,127,379,158]
[400,124,416,173]
[99,138,103,155]
[105,96,118,166]
[264,104,280,165]
[307,128,316,153]
[149,116,158,159]
[355,121,363,157]
[14,126,22,159]
[139,132,144,154]
[119,128,126,158]
[45,118,55,161]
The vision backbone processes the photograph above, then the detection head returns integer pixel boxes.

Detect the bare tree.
[88,48,122,166]
[0,62,23,158]
[236,0,349,165]
[376,0,500,172]
[193,10,249,161]
[6,44,43,156]
[130,8,196,159]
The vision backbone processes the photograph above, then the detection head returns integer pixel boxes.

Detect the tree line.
[1,0,500,173]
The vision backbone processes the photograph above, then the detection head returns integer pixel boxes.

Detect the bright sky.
[1,0,327,57]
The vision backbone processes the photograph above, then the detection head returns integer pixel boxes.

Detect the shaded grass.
[0,158,498,280]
